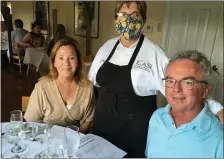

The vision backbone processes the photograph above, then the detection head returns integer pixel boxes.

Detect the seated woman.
[47,24,73,56]
[20,21,45,48]
[24,39,95,133]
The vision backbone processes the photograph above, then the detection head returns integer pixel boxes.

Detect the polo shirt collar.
[162,102,212,131]
[190,102,212,131]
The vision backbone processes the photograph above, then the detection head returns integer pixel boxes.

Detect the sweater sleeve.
[24,82,45,122]
[80,83,95,125]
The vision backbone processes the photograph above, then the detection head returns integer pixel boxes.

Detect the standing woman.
[88,1,223,157]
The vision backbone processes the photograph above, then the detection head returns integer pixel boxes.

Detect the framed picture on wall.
[74,1,99,38]
[33,1,50,35]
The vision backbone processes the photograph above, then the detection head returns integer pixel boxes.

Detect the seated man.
[11,19,28,47]
[145,50,223,158]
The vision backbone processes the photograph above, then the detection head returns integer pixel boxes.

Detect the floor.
[1,64,39,122]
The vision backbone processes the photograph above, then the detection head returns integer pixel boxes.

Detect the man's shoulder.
[209,116,223,136]
[11,29,15,34]
[150,106,168,121]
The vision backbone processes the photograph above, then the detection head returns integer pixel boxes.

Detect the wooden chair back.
[22,96,30,112]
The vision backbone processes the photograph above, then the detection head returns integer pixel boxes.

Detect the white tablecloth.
[1,122,82,158]
[23,47,49,72]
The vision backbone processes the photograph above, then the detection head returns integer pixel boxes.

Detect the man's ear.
[202,84,211,99]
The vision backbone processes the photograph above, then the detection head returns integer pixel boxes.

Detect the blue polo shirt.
[145,103,223,158]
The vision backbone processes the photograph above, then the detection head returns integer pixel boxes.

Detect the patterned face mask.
[115,17,144,40]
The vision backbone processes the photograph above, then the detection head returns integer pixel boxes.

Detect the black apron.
[93,35,157,158]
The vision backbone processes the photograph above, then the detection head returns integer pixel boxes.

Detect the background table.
[23,47,49,72]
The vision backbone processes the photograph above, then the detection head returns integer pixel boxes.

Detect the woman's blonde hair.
[40,38,88,85]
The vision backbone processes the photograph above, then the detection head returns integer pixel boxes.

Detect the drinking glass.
[4,123,26,158]
[64,125,80,157]
[46,143,64,158]
[33,121,51,158]
[10,110,23,135]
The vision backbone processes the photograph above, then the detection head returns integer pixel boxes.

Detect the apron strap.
[105,40,120,62]
[128,34,145,67]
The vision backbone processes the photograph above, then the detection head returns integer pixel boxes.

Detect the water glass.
[47,144,64,158]
[33,121,51,158]
[64,125,80,157]
[10,110,23,134]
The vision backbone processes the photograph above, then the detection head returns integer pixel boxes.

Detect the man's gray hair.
[168,50,212,78]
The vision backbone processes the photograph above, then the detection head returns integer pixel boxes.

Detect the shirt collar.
[15,28,23,30]
[162,104,171,115]
[118,36,140,50]
[190,102,213,131]
[162,102,213,131]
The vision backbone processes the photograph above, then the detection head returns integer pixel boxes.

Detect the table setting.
[1,110,127,158]
[1,110,81,158]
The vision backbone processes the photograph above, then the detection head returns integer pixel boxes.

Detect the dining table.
[1,122,76,158]
[1,122,127,158]
[23,47,49,73]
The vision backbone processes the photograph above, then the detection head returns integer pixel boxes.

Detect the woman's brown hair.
[114,1,147,23]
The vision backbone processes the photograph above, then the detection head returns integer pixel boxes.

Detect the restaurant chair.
[12,43,26,73]
[83,55,94,74]
[84,55,94,62]
[22,96,30,113]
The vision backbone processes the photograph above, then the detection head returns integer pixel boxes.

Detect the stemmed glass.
[64,125,80,158]
[9,110,26,158]
[33,121,51,158]
[46,127,65,158]
[46,143,64,158]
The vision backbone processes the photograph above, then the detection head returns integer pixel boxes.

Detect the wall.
[11,1,166,55]
[11,1,34,32]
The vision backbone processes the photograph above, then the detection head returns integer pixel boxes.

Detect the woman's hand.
[217,109,223,124]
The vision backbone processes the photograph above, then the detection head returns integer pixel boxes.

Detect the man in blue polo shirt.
[11,19,28,47]
[145,50,223,158]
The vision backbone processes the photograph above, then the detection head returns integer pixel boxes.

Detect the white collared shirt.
[88,35,223,114]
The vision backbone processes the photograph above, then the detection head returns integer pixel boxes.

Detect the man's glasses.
[162,78,208,90]
[116,12,142,20]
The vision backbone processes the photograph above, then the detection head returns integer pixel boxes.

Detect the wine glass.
[4,123,26,158]
[9,110,26,157]
[64,125,80,158]
[33,121,51,158]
